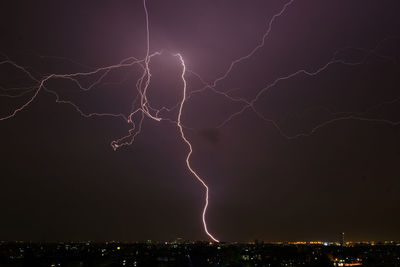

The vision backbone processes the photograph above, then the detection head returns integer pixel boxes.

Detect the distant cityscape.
[1,237,400,266]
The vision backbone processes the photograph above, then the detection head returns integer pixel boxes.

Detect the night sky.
[1,0,400,242]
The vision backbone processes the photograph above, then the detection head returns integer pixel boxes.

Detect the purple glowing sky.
[1,0,400,242]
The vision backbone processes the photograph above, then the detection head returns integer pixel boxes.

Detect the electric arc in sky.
[0,0,399,242]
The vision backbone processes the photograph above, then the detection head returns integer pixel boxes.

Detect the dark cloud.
[198,128,220,146]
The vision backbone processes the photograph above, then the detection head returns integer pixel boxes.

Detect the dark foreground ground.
[0,241,399,266]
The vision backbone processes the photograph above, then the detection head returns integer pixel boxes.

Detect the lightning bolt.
[1,0,399,242]
[175,53,219,242]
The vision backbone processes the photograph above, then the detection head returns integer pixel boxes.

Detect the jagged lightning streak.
[211,0,296,87]
[215,37,400,135]
[186,0,296,98]
[175,53,219,242]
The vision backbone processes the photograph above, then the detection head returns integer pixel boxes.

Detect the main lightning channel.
[175,53,219,243]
